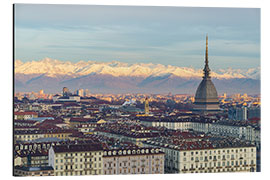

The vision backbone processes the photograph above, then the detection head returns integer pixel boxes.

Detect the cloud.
[14,5,260,70]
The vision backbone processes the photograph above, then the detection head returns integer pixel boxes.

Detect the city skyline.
[13,4,261,177]
[15,4,260,70]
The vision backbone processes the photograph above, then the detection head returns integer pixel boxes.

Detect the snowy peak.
[15,58,260,80]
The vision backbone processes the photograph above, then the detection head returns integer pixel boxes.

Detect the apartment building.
[43,129,73,140]
[48,143,103,176]
[143,135,256,173]
[103,147,164,175]
[14,130,45,142]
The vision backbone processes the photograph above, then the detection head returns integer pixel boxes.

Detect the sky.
[14,4,260,70]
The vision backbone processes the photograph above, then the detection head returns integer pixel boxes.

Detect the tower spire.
[203,34,210,79]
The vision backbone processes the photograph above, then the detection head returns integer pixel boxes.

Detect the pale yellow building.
[143,137,257,173]
[43,129,73,140]
[49,143,103,176]
[103,147,164,175]
[14,130,45,142]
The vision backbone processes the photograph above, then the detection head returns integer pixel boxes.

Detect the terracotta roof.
[14,120,38,124]
[14,112,38,116]
[52,143,103,153]
[70,117,97,123]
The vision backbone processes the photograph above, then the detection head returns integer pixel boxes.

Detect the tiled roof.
[14,112,38,116]
[144,134,255,151]
[70,117,97,123]
[52,143,103,153]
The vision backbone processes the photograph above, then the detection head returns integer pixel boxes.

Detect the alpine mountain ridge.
[15,58,260,94]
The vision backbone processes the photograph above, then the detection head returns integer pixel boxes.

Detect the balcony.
[64,169,74,173]
[84,155,93,158]
[64,156,74,159]
[84,168,93,171]
[84,161,93,165]
[64,162,74,166]
[182,169,188,172]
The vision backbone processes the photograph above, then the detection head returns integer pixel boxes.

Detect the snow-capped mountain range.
[15,58,260,94]
[15,58,260,80]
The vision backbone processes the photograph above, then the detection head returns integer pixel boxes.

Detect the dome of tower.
[193,35,220,112]
[195,79,218,103]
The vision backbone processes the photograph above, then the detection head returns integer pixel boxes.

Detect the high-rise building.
[193,35,220,112]
[229,106,260,121]
[248,106,261,119]
[84,89,90,97]
[145,97,149,115]
[62,87,69,97]
[76,89,84,97]
[228,106,247,120]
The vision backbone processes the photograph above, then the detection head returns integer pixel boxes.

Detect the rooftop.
[14,166,54,171]
[143,132,255,151]
[14,111,38,116]
[103,147,164,157]
[52,143,103,153]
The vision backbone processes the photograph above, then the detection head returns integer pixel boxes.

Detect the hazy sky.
[14,4,260,70]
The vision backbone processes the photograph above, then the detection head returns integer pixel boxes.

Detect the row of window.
[182,148,253,156]
[15,143,51,150]
[16,135,42,139]
[55,157,102,163]
[56,152,102,157]
[182,154,252,161]
[15,170,53,176]
[55,169,102,176]
[104,167,161,174]
[104,160,162,168]
[181,167,255,173]
[181,159,254,169]
[55,163,102,170]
